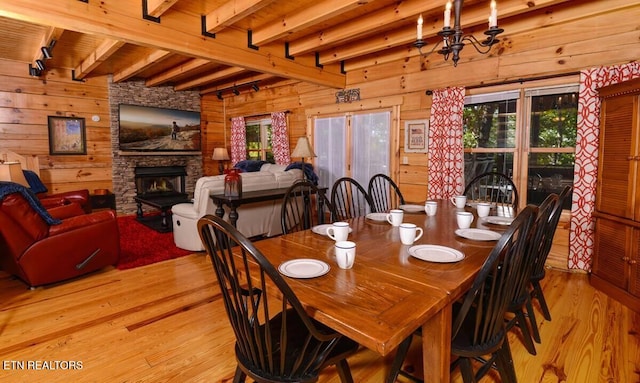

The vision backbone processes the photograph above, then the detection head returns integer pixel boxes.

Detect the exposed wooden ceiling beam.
[145,58,211,87]
[145,0,179,18]
[174,66,248,91]
[286,0,438,57]
[200,73,275,95]
[73,39,126,80]
[204,0,276,35]
[319,0,572,65]
[33,26,63,62]
[320,26,410,65]
[0,0,346,89]
[112,49,173,82]
[341,0,630,72]
[251,0,370,46]
[343,47,416,73]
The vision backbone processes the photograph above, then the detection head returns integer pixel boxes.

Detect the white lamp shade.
[0,162,29,187]
[212,148,230,161]
[291,137,316,158]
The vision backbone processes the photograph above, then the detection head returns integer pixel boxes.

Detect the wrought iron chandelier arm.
[414,38,442,59]
[461,34,493,54]
[463,26,504,53]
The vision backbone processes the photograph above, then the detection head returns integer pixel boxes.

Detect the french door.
[313,111,391,189]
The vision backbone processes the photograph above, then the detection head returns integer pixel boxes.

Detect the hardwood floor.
[0,253,638,382]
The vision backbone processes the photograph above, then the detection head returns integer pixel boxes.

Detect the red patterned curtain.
[230,117,246,165]
[271,111,290,165]
[427,87,466,200]
[570,62,640,270]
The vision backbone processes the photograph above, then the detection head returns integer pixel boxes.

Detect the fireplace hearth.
[135,166,186,198]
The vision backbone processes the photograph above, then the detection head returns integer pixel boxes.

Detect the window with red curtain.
[230,112,291,166]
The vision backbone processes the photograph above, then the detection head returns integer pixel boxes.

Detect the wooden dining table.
[250,200,508,382]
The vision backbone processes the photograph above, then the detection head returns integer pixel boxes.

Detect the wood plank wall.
[0,59,112,194]
[202,2,640,270]
[0,1,638,270]
[204,2,640,199]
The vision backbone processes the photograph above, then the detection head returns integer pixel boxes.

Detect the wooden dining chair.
[281,179,335,234]
[367,173,405,213]
[464,171,519,213]
[530,185,572,322]
[198,214,359,383]
[505,193,557,356]
[330,177,374,221]
[387,206,537,383]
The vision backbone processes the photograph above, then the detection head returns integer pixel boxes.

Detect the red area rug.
[116,214,192,270]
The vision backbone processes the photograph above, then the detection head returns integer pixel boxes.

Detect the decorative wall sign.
[48,116,87,155]
[335,88,361,103]
[405,119,429,153]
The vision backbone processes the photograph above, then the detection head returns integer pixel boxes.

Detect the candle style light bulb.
[417,14,423,40]
[444,1,452,28]
[490,0,498,27]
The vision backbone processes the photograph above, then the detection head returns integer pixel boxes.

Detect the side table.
[210,187,327,228]
[90,193,116,211]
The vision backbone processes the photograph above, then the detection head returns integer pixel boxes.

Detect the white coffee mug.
[335,241,356,269]
[326,222,350,242]
[456,211,474,229]
[399,223,424,245]
[424,201,438,216]
[386,209,404,227]
[451,195,467,209]
[476,202,491,218]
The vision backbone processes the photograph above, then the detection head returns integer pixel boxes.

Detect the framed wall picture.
[405,119,428,153]
[48,116,87,155]
[118,104,201,152]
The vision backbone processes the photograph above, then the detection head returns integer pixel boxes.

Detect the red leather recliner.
[0,191,120,287]
[21,169,92,213]
[37,189,92,213]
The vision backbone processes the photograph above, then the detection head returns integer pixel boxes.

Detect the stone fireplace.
[112,156,200,215]
[134,166,187,198]
[109,79,203,215]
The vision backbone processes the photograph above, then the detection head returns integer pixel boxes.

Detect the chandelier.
[414,0,504,66]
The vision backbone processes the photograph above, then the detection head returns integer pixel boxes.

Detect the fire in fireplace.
[134,166,186,198]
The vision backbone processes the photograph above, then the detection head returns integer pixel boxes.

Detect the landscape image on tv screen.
[118,104,201,152]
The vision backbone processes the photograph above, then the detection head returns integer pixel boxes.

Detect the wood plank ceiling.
[0,0,610,96]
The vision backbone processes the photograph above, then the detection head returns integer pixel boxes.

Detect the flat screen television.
[118,104,201,152]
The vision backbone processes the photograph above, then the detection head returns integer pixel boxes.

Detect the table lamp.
[290,137,316,180]
[0,162,29,187]
[212,148,230,175]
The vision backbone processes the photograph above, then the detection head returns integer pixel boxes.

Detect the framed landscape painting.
[118,104,201,152]
[48,116,87,155]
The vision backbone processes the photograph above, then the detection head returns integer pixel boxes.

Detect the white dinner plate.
[483,216,515,226]
[311,224,353,236]
[408,245,465,263]
[366,212,388,222]
[399,204,425,213]
[455,228,502,241]
[278,259,330,279]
